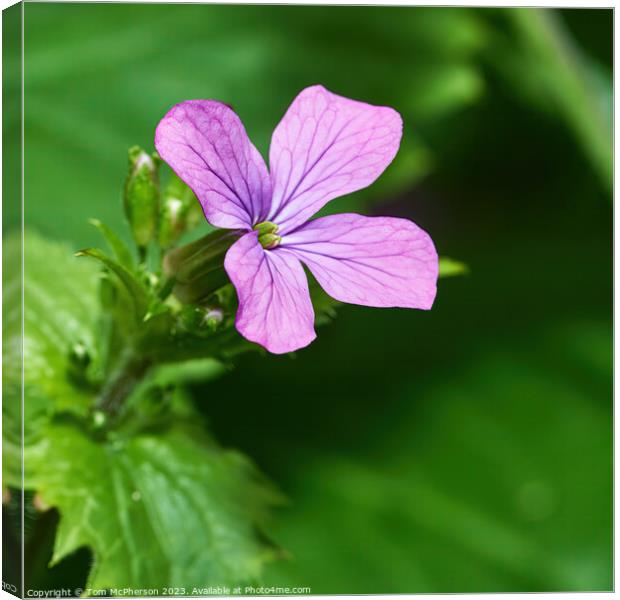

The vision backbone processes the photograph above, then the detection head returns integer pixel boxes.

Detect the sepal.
[89,218,135,271]
[163,229,242,303]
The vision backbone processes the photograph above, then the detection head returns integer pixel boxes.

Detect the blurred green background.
[6,3,612,593]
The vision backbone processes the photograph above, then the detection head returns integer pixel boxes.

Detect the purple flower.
[155,85,438,354]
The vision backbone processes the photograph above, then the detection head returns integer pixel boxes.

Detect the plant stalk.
[94,351,152,419]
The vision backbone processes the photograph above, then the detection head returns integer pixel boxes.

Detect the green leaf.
[3,231,101,486]
[89,218,135,272]
[439,256,469,278]
[26,407,281,590]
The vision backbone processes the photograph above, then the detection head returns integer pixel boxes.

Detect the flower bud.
[204,307,224,329]
[163,229,242,304]
[179,305,207,331]
[124,146,160,249]
[158,175,203,248]
[178,305,224,333]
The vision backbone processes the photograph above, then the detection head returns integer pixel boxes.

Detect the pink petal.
[268,85,402,233]
[283,213,438,309]
[224,232,316,354]
[155,100,271,230]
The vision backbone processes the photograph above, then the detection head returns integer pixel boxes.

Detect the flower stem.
[138,245,147,265]
[95,352,152,419]
[157,275,176,300]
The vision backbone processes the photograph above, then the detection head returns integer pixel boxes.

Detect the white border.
[0,2,614,600]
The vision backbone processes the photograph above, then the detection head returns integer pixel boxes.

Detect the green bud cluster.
[120,144,241,307]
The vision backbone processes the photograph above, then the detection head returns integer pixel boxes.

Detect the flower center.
[254,221,281,250]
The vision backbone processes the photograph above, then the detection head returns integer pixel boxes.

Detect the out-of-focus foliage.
[489,9,612,191]
[438,257,469,277]
[3,4,612,595]
[263,324,612,592]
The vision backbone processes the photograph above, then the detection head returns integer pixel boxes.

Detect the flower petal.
[155,100,271,230]
[282,213,438,309]
[268,85,402,233]
[224,232,316,354]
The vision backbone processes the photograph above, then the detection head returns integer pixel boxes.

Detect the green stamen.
[254,221,281,249]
